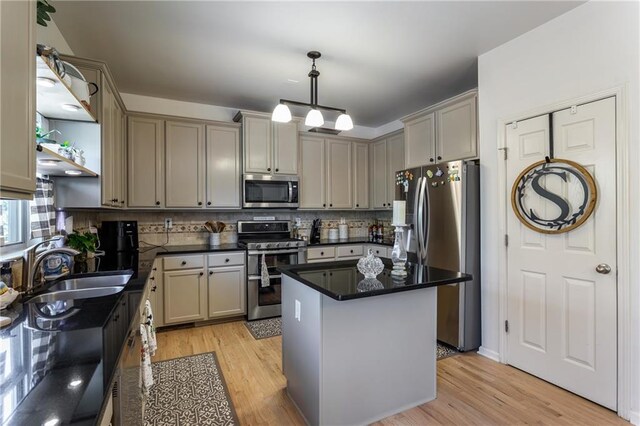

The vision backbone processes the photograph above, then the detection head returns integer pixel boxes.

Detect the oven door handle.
[247,249,304,256]
[248,274,282,281]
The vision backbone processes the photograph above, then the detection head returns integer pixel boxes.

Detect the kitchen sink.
[48,272,133,292]
[27,286,125,304]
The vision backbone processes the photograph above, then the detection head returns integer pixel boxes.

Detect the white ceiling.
[54,1,583,127]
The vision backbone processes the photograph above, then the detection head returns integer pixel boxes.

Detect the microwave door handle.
[288,181,293,203]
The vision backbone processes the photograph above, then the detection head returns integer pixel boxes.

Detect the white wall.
[478,1,639,421]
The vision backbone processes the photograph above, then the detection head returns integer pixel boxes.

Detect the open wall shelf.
[36,145,98,177]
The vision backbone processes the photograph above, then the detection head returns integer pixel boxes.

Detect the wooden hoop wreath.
[511,158,597,234]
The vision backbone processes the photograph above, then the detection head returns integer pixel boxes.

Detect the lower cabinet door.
[163,269,206,324]
[208,266,246,318]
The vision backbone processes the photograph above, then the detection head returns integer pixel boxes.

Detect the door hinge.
[505,320,509,333]
[498,147,508,160]
[504,234,509,247]
[510,121,517,129]
[570,105,577,115]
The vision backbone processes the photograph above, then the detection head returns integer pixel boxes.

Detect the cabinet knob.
[198,201,203,206]
[267,168,271,172]
[356,204,359,207]
[181,261,187,266]
[150,276,155,281]
[350,250,353,253]
[382,203,386,207]
[152,267,157,271]
[329,204,333,207]
[275,168,279,172]
[156,201,160,206]
[151,285,157,292]
[323,204,326,207]
[320,252,324,256]
[225,258,230,263]
[209,271,213,275]
[207,201,211,206]
[120,200,125,204]
[199,272,204,276]
[429,158,434,163]
[437,156,442,160]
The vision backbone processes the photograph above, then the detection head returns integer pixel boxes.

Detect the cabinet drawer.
[307,246,336,261]
[369,245,387,258]
[208,252,245,267]
[163,254,205,270]
[336,245,364,258]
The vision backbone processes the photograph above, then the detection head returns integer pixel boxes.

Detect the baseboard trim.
[629,410,640,425]
[477,346,500,362]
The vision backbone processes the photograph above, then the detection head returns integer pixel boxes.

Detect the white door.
[299,136,326,209]
[165,120,205,208]
[370,139,388,208]
[243,115,272,173]
[206,124,240,208]
[326,139,352,209]
[273,121,298,175]
[506,97,617,409]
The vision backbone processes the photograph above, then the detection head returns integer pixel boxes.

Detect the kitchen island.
[278,260,471,426]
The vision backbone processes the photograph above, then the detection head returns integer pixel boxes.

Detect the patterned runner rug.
[244,318,460,359]
[144,352,238,426]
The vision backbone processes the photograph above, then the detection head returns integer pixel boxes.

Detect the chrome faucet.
[22,237,80,292]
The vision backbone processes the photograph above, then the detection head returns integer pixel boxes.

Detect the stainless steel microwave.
[243,174,299,208]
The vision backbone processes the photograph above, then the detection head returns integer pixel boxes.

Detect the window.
[0,200,39,254]
[0,200,27,247]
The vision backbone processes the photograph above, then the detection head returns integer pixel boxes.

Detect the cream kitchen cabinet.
[235,112,298,175]
[299,136,326,209]
[436,95,477,162]
[402,90,477,167]
[0,0,36,199]
[127,115,164,208]
[307,244,390,264]
[370,131,404,209]
[208,265,246,319]
[143,259,164,328]
[352,142,369,209]
[100,76,126,208]
[163,267,207,325]
[206,124,241,208]
[165,120,206,208]
[326,139,352,209]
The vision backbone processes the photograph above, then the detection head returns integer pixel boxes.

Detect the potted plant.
[36,126,61,145]
[66,231,98,272]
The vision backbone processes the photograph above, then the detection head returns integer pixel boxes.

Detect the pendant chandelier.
[272,51,354,132]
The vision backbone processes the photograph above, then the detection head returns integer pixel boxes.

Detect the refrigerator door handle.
[417,177,426,261]
[422,175,431,261]
[413,176,423,258]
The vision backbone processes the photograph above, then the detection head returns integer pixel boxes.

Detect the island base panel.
[282,275,437,426]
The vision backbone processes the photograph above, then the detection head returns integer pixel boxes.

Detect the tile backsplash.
[63,210,393,248]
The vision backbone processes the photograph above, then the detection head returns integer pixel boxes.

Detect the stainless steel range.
[237,220,307,321]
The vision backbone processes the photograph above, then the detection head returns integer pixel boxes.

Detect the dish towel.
[140,324,154,397]
[260,253,270,288]
[144,300,157,356]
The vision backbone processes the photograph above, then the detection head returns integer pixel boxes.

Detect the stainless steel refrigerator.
[395,160,480,351]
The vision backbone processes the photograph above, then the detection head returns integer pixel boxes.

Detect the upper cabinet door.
[128,116,164,208]
[404,112,435,168]
[299,136,326,209]
[436,96,477,162]
[243,116,272,173]
[326,139,352,209]
[273,121,298,175]
[165,120,205,208]
[111,97,125,208]
[370,140,388,209]
[352,142,369,209]
[206,124,241,208]
[0,0,36,199]
[100,78,115,207]
[386,132,405,207]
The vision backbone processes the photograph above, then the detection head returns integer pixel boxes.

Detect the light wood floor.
[154,321,626,425]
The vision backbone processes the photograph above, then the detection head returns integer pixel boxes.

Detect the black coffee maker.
[98,221,139,274]
[310,219,322,243]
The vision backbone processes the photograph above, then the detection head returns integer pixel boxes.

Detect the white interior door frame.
[495,85,632,419]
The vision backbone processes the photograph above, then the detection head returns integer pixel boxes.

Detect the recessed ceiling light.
[65,170,82,176]
[37,77,56,88]
[61,104,81,112]
[38,160,60,166]
[68,379,83,388]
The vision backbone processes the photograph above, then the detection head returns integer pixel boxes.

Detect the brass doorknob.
[595,263,611,274]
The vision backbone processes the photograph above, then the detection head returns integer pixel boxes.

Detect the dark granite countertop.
[307,238,394,247]
[278,260,471,301]
[0,243,246,425]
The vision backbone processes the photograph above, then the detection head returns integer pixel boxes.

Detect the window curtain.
[30,178,55,239]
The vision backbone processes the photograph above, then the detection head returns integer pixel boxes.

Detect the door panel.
[244,116,271,173]
[436,96,477,162]
[299,137,325,209]
[127,116,164,208]
[206,125,240,208]
[165,121,205,208]
[352,143,369,209]
[208,266,245,318]
[404,113,435,168]
[163,269,206,324]
[386,133,405,207]
[371,140,387,208]
[273,121,298,174]
[325,139,352,209]
[506,97,617,409]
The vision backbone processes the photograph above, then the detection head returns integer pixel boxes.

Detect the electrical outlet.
[164,218,173,230]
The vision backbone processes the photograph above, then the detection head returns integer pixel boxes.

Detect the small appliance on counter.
[98,221,139,275]
[310,219,322,243]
